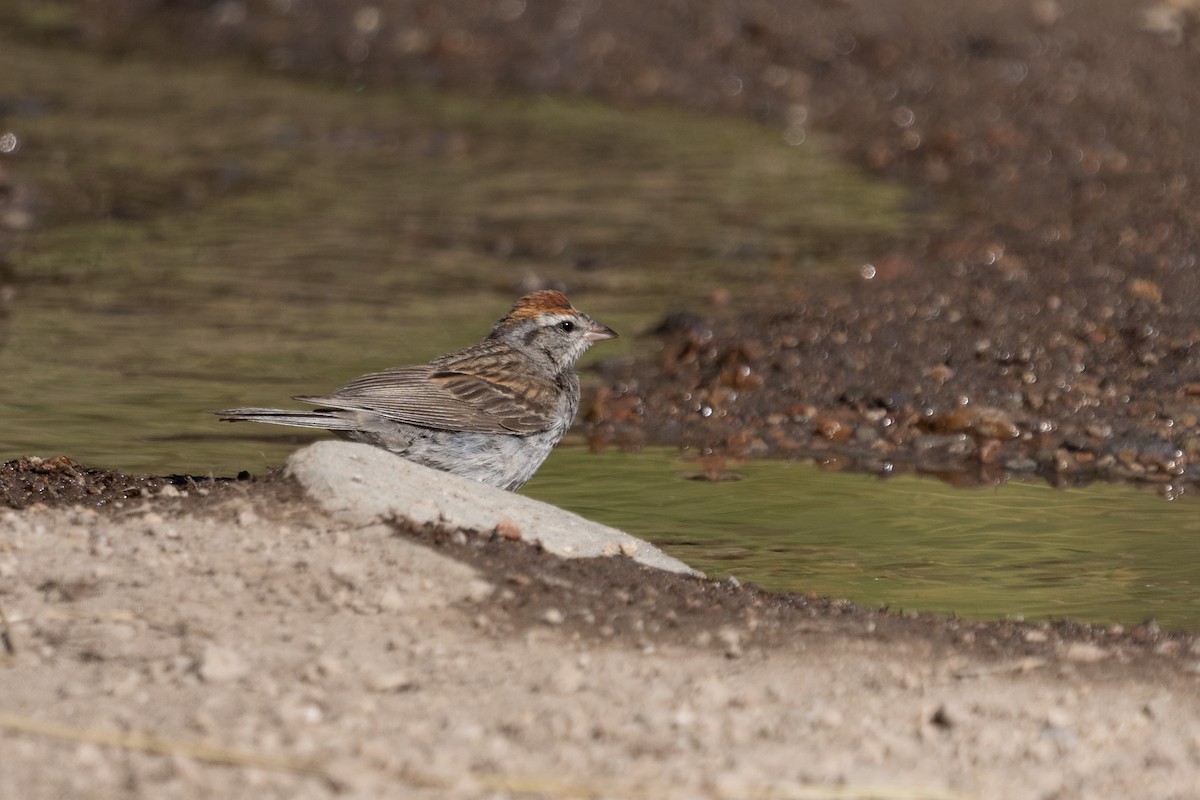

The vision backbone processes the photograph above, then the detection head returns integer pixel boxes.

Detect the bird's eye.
[558,320,576,333]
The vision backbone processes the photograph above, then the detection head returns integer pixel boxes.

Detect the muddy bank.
[2,459,1199,798]
[2,451,1195,657]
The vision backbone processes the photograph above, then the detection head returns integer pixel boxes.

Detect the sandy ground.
[2,468,1198,800]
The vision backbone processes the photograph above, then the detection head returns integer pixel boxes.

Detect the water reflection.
[526,446,1200,630]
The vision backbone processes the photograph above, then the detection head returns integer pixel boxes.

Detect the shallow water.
[2,38,1197,630]
[529,447,1200,630]
[0,37,904,474]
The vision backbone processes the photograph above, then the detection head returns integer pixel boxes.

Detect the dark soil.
[0,456,173,510]
[4,454,1194,661]
[39,0,1200,492]
[0,455,247,511]
[411,516,1198,669]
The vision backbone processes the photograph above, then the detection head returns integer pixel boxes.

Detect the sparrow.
[214,290,617,490]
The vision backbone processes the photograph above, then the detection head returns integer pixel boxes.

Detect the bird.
[214,290,617,490]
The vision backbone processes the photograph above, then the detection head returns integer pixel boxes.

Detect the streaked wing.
[296,344,555,434]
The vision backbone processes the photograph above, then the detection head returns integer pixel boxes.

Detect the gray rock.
[286,441,701,577]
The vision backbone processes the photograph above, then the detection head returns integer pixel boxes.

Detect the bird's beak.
[585,320,619,343]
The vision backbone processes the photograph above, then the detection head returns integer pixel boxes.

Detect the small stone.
[814,415,852,442]
[541,608,565,626]
[1127,278,1162,303]
[199,644,249,682]
[463,579,494,603]
[717,627,742,658]
[378,586,406,612]
[330,559,366,590]
[494,518,522,541]
[928,704,955,729]
[925,363,955,385]
[1154,640,1180,656]
[235,508,259,528]
[1045,707,1073,728]
[368,671,415,693]
[141,512,166,536]
[929,406,1020,440]
[316,656,342,678]
[976,438,1004,464]
[1063,641,1108,663]
[619,541,639,557]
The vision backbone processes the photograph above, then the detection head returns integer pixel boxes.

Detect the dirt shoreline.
[2,456,1200,798]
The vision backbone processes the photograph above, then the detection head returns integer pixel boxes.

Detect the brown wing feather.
[295,342,556,435]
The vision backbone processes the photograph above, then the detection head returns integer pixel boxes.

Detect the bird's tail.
[211,407,361,431]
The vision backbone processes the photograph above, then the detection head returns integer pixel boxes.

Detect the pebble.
[316,655,342,678]
[463,578,495,603]
[1044,707,1073,729]
[926,406,1020,440]
[330,559,367,590]
[1063,641,1108,663]
[926,702,956,730]
[198,643,250,682]
[541,608,565,626]
[493,518,522,541]
[141,512,166,536]
[378,585,405,612]
[717,627,743,658]
[368,670,415,693]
